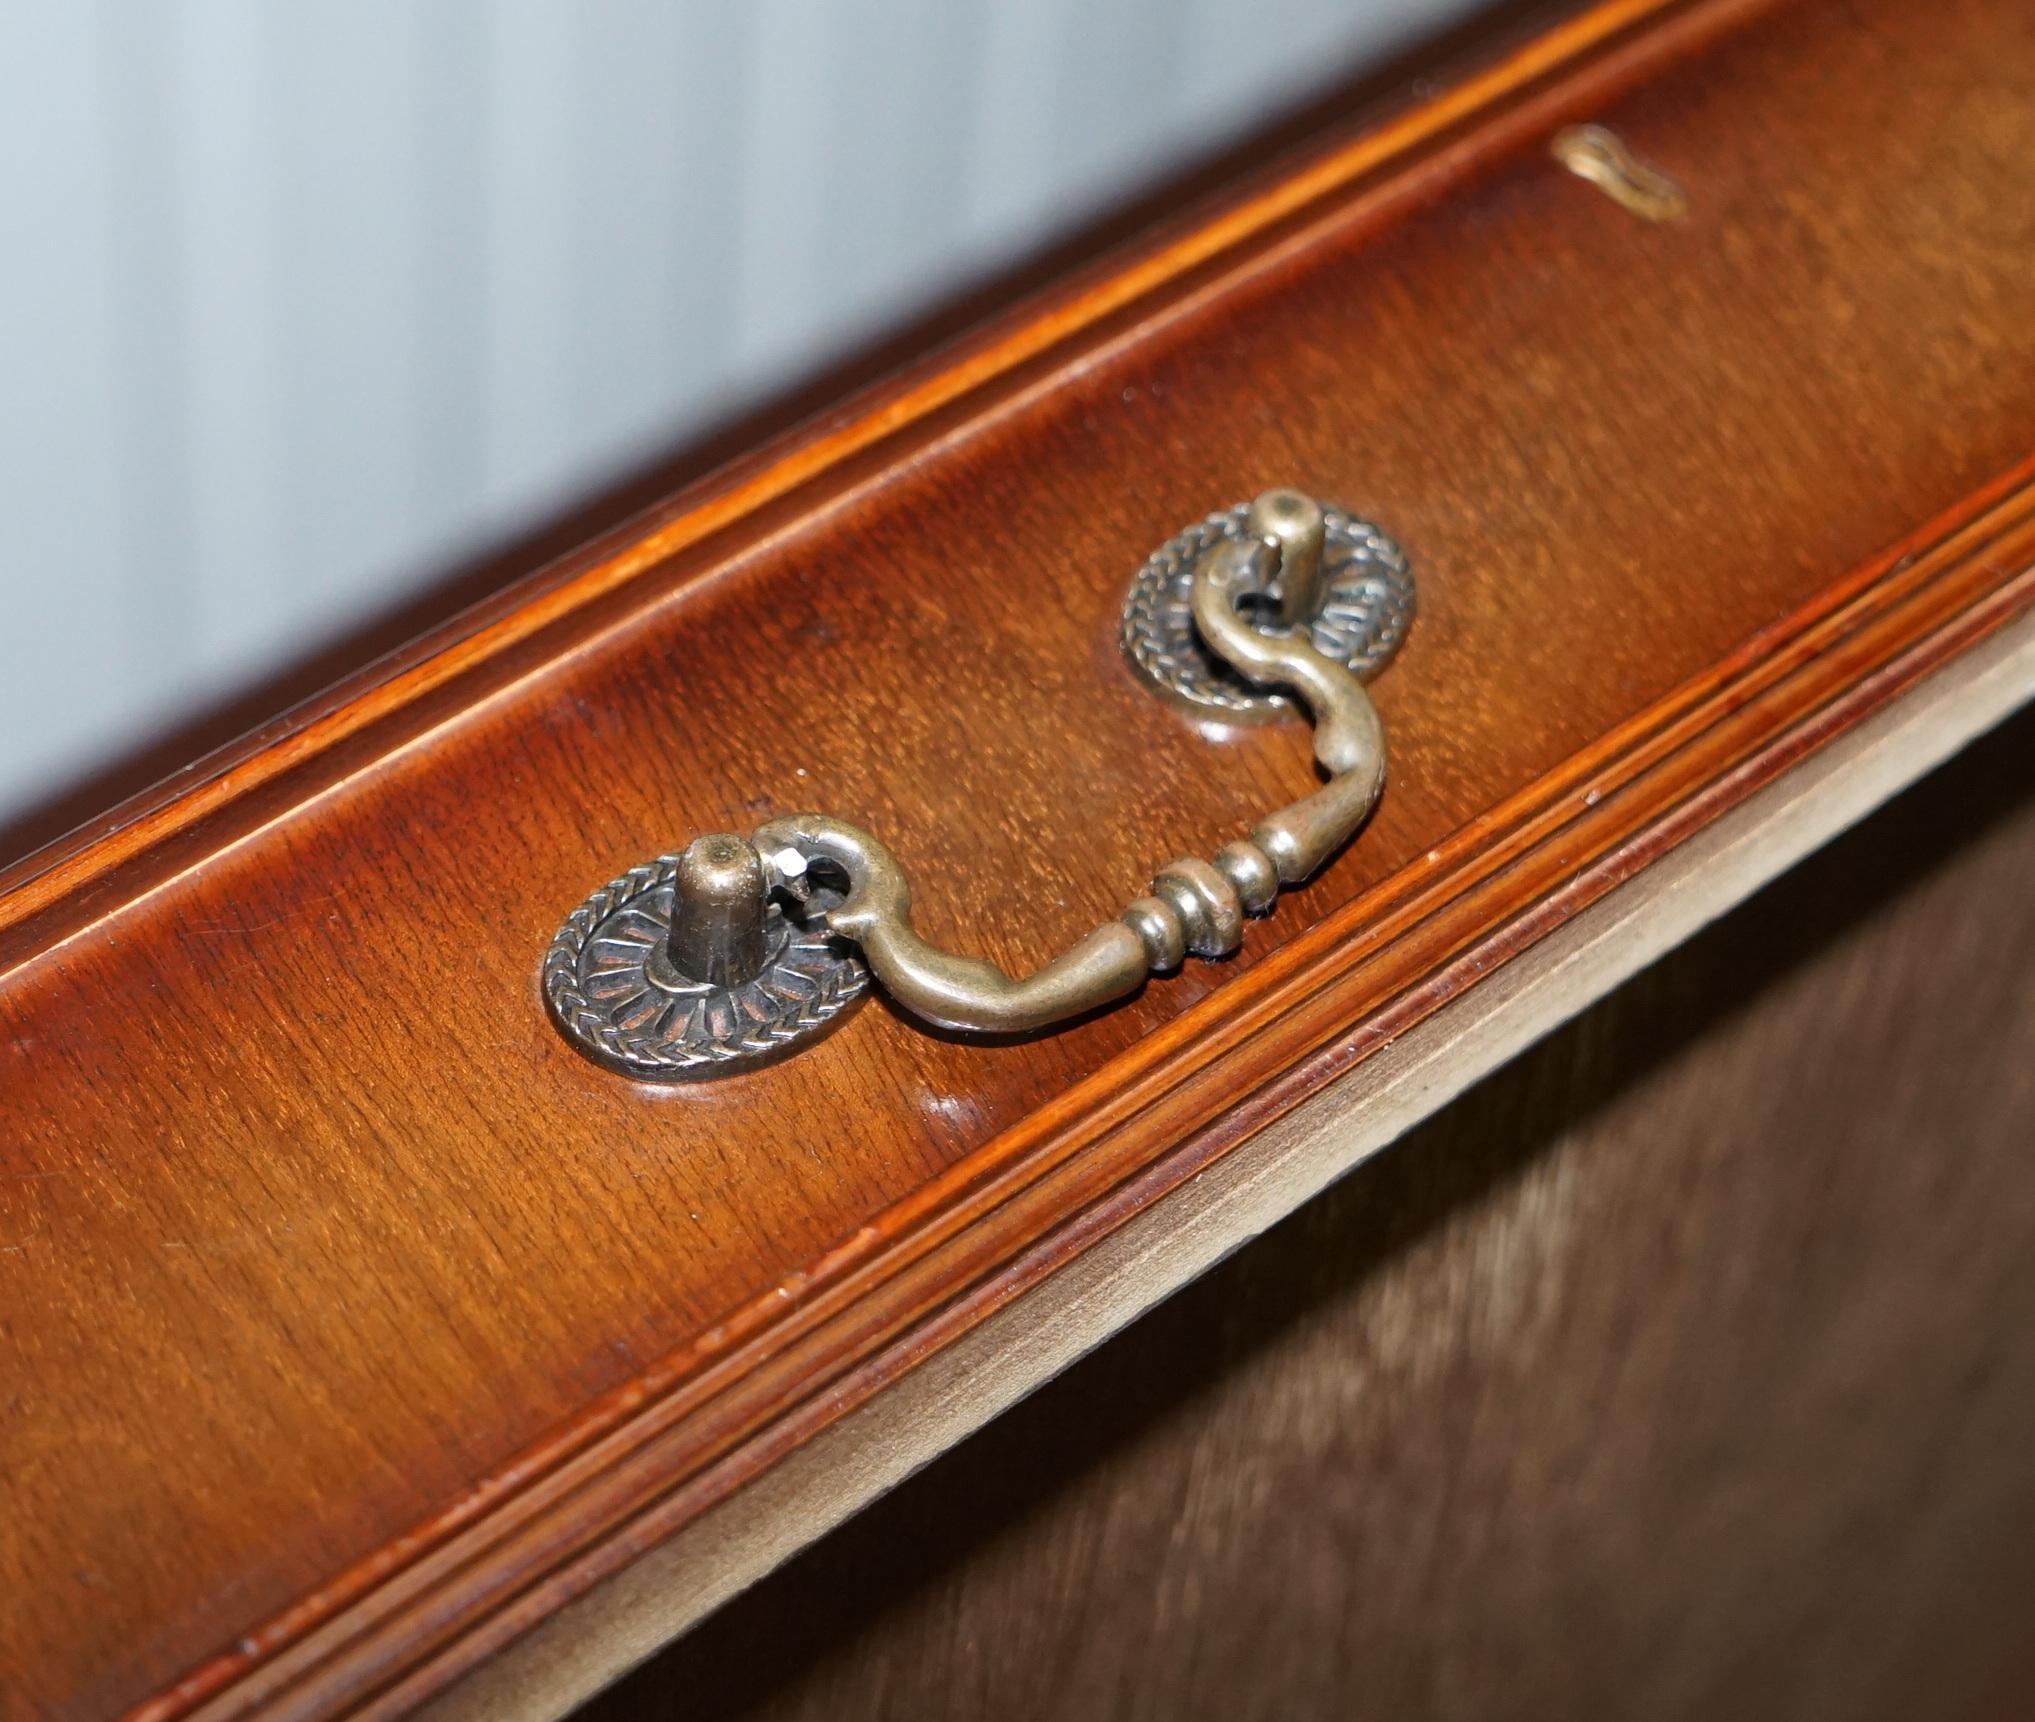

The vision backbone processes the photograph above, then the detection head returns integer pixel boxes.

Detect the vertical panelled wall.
[0,0,1475,823]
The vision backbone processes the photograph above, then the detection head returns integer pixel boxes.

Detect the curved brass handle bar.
[752,503,1388,1036]
[748,813,1153,1036]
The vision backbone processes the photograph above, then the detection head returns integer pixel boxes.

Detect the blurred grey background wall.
[0,0,1479,831]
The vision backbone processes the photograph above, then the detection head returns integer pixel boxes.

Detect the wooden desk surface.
[4,0,2035,1716]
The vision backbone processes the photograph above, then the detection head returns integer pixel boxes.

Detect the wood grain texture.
[579,705,2035,1722]
[4,0,2035,1717]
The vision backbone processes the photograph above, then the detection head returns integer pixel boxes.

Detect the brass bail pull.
[544,487,1412,1077]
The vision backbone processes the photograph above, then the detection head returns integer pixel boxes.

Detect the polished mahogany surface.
[5,0,2035,1717]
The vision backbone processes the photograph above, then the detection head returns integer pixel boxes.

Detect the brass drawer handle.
[544,489,1412,1078]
